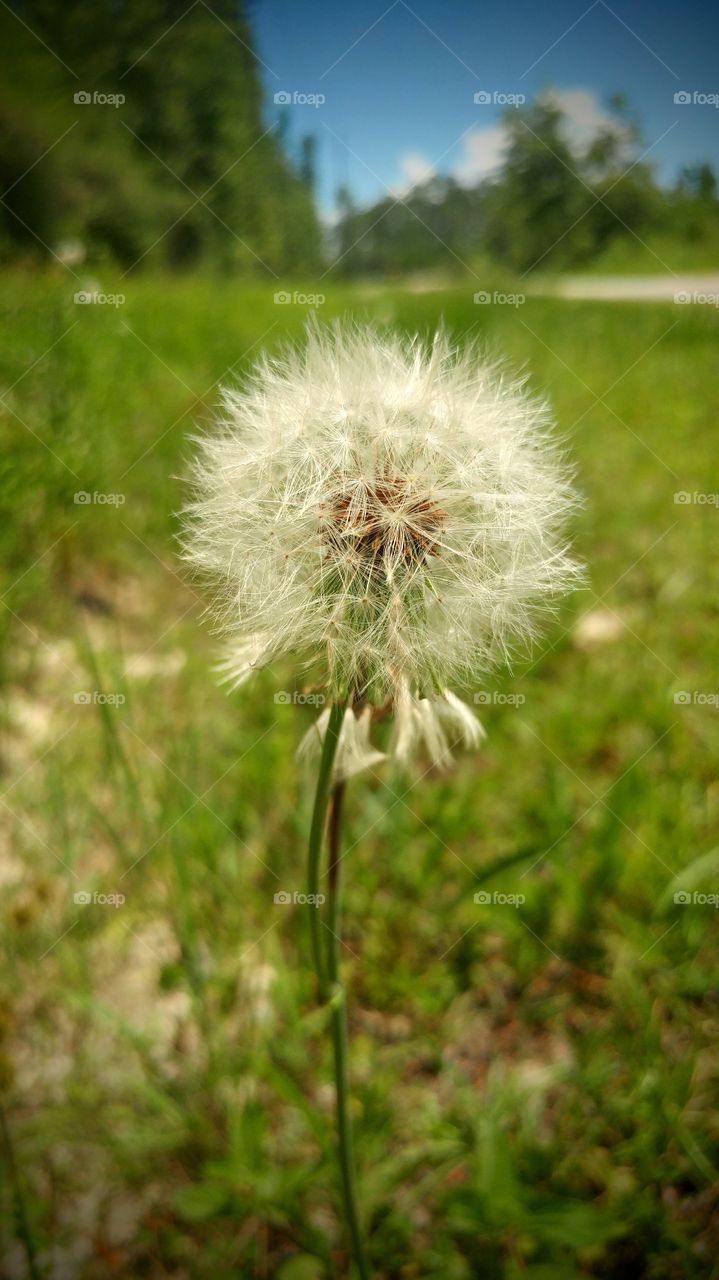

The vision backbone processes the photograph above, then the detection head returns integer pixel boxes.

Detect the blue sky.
[253,0,719,218]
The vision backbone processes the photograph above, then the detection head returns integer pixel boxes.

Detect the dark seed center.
[322,476,445,569]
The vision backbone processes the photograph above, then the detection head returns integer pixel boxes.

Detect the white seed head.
[183,321,582,770]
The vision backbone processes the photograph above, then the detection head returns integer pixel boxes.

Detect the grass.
[564,231,719,276]
[1,269,718,1279]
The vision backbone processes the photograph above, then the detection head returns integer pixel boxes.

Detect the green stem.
[326,781,345,976]
[326,782,370,1280]
[306,706,370,1278]
[307,700,345,996]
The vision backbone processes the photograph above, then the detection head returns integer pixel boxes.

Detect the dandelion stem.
[326,781,345,961]
[306,705,369,1278]
[325,780,370,1280]
[306,700,345,994]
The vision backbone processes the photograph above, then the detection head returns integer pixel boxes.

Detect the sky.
[252,0,719,219]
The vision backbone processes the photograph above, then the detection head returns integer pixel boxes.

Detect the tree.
[677,164,717,202]
[0,0,322,273]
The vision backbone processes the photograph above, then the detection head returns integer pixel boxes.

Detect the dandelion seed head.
[183,320,582,770]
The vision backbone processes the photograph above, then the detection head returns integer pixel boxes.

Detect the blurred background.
[1,2,718,1277]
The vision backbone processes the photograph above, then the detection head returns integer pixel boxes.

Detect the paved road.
[530,274,719,302]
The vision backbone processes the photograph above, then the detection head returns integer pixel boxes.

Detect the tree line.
[330,96,719,277]
[2,11,716,281]
[0,0,322,273]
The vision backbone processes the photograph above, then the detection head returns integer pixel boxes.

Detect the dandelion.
[183,320,581,1277]
[184,321,580,767]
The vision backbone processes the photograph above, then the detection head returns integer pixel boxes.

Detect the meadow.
[1,272,718,1279]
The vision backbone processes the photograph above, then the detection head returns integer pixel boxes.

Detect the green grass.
[1,271,718,1279]
[562,231,719,275]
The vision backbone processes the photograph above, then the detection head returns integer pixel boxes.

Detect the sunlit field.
[2,273,718,1278]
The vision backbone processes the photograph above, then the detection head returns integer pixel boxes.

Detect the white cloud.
[453,125,509,186]
[402,151,436,186]
[382,87,628,206]
[451,87,628,188]
[543,87,628,154]
[390,150,436,197]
